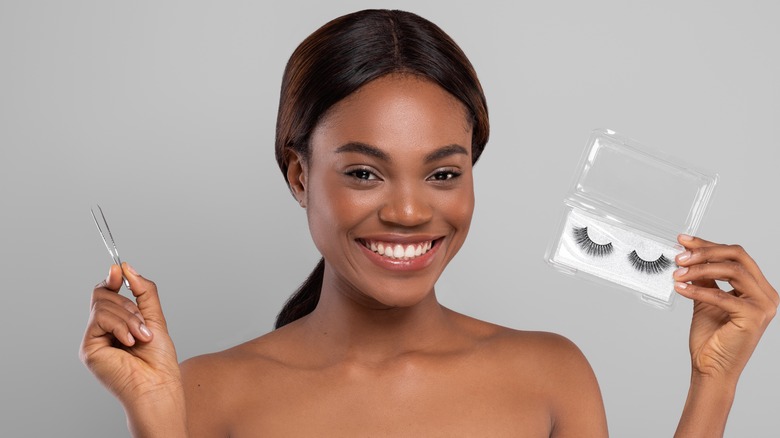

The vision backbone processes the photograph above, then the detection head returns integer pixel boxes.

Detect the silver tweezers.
[91,204,130,288]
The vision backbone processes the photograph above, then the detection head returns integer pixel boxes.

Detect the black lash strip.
[628,251,672,274]
[573,226,614,257]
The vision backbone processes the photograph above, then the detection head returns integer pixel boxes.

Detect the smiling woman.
[79,8,777,438]
[272,9,488,329]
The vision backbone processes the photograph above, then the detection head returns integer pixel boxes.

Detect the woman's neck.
[299,270,454,365]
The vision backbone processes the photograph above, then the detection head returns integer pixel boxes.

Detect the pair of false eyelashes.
[573,226,673,274]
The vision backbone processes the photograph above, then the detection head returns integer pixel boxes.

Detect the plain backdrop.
[1,1,778,436]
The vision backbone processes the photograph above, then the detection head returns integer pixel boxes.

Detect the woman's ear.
[285,149,308,208]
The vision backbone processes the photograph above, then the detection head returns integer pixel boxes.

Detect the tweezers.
[91,204,130,288]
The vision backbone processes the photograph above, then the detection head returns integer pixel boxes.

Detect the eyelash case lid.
[544,128,718,309]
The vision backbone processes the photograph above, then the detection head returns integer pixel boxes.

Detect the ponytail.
[274,258,324,329]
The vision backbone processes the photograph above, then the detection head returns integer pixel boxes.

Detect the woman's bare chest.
[224,358,553,437]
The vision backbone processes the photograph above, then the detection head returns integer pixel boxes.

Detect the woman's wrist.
[674,373,738,438]
[124,387,187,438]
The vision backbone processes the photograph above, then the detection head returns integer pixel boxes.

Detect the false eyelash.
[628,251,672,274]
[573,226,614,257]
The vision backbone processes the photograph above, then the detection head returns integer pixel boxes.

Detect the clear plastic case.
[545,129,718,308]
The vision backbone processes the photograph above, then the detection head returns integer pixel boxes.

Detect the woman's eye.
[429,170,460,181]
[346,169,377,180]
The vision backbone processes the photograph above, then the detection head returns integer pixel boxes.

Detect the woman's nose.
[378,185,433,227]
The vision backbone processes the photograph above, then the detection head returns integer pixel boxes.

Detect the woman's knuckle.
[91,289,116,305]
[78,349,89,366]
[754,311,770,329]
[92,305,110,320]
[729,243,746,254]
[90,288,103,304]
[90,297,106,313]
[767,306,777,321]
[727,261,745,278]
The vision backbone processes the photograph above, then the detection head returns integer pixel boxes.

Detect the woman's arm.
[672,235,778,437]
[80,264,187,438]
[544,334,609,438]
[125,392,188,438]
[675,374,736,437]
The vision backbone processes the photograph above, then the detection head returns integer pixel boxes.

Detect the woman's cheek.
[439,184,474,226]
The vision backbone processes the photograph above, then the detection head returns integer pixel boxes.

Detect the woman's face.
[288,74,474,309]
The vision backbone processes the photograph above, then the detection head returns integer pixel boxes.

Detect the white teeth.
[363,239,435,260]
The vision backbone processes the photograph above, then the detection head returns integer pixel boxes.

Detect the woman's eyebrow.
[424,144,468,163]
[334,142,468,163]
[335,142,390,161]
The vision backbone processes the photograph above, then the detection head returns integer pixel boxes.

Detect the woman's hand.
[79,263,186,436]
[673,235,778,437]
[673,235,778,381]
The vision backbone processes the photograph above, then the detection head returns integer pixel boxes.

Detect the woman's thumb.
[121,262,168,331]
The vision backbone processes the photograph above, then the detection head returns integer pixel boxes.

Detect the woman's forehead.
[312,75,473,156]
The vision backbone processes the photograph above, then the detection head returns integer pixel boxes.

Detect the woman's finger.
[674,281,745,315]
[102,299,153,342]
[691,278,718,289]
[677,236,779,306]
[90,288,146,325]
[90,297,152,341]
[96,264,125,293]
[677,234,719,249]
[675,243,754,266]
[87,303,139,347]
[674,262,765,302]
[676,241,761,280]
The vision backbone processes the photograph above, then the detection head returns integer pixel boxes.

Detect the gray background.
[1,1,778,436]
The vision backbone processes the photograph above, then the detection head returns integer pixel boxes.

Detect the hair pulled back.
[274,9,489,329]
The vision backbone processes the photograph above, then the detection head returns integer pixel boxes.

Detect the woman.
[80,9,777,437]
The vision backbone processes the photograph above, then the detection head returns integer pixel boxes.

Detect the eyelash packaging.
[544,129,718,309]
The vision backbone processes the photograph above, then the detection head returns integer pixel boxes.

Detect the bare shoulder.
[180,326,295,389]
[179,329,294,437]
[489,327,599,394]
[448,308,590,367]
[448,310,609,437]
[180,330,285,373]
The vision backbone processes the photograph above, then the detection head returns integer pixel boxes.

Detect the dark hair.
[274,9,489,329]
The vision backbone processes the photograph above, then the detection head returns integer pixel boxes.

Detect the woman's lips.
[355,238,442,271]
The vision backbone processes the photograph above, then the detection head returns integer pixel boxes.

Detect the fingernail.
[676,251,691,262]
[674,267,689,277]
[675,281,688,290]
[139,323,152,338]
[126,263,139,276]
[679,234,694,242]
[127,332,135,345]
